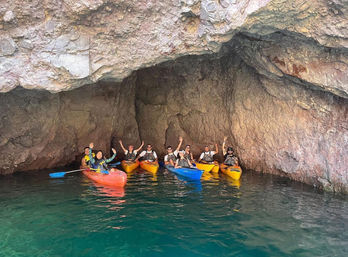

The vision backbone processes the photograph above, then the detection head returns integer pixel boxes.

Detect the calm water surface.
[0,168,347,257]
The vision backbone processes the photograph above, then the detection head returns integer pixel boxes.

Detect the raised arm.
[89,142,95,164]
[106,148,117,163]
[215,143,219,154]
[118,140,127,152]
[135,140,144,152]
[222,136,227,156]
[175,136,183,152]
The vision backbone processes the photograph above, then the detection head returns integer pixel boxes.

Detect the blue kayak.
[165,165,204,180]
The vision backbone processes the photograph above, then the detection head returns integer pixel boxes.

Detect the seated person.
[198,144,218,163]
[88,142,117,174]
[164,136,183,166]
[184,144,194,162]
[222,136,238,166]
[81,146,95,169]
[175,151,194,168]
[137,144,158,162]
[119,140,144,162]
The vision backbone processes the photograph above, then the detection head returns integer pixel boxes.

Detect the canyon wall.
[0,1,348,192]
[135,42,348,193]
[0,77,140,174]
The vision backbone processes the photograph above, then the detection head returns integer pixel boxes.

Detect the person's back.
[177,158,190,168]
[175,151,193,168]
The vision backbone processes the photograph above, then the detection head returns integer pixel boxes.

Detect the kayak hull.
[121,160,139,173]
[195,162,215,172]
[211,161,220,173]
[220,164,242,180]
[165,165,204,180]
[83,169,127,187]
[140,161,159,173]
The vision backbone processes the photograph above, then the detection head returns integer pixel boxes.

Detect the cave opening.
[0,32,347,192]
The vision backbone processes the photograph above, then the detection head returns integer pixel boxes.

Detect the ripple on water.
[0,169,347,257]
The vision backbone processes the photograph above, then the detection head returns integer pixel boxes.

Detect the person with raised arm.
[88,142,117,174]
[119,140,144,162]
[198,143,218,163]
[164,136,183,166]
[222,136,238,166]
[137,144,158,162]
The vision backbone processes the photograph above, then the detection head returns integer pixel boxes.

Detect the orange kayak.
[220,164,242,180]
[140,161,159,173]
[121,160,139,173]
[83,168,127,187]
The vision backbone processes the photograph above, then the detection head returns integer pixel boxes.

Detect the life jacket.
[224,154,237,166]
[144,151,156,161]
[184,152,192,161]
[166,153,177,162]
[202,151,214,162]
[125,151,136,161]
[91,158,108,172]
[84,153,95,166]
[177,158,190,168]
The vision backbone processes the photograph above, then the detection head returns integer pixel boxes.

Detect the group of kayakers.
[81,136,238,174]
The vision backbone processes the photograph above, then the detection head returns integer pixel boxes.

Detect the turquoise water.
[0,168,347,257]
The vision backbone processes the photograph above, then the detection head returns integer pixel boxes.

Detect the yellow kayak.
[140,161,159,174]
[220,164,242,180]
[121,160,139,173]
[211,161,220,173]
[195,162,215,172]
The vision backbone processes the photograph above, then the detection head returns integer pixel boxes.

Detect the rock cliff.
[0,0,347,192]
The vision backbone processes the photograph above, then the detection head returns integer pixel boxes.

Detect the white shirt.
[164,150,178,162]
[199,151,216,160]
[139,150,158,159]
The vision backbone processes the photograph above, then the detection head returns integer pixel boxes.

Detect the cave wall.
[0,76,140,174]
[0,30,347,193]
[135,45,348,193]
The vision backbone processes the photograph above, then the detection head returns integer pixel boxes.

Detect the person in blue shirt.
[88,142,117,174]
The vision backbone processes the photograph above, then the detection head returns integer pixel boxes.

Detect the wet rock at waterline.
[0,78,140,174]
[0,1,347,193]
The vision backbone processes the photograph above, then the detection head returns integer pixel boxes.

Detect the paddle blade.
[109,162,121,167]
[49,172,66,178]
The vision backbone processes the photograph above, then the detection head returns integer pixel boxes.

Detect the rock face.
[0,1,347,192]
[0,0,347,93]
[0,78,140,174]
[135,48,348,193]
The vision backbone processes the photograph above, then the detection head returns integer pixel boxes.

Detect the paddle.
[108,162,121,167]
[49,169,86,178]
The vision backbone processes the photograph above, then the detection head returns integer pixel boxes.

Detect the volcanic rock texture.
[0,0,347,192]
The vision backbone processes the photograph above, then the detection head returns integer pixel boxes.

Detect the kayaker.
[222,136,238,166]
[164,136,183,166]
[119,140,144,162]
[184,145,194,162]
[81,146,95,169]
[198,144,218,163]
[89,142,117,174]
[175,151,194,168]
[137,144,158,162]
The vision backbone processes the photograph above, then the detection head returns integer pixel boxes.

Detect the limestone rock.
[0,0,347,96]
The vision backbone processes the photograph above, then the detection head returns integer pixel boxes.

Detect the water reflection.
[225,175,241,189]
[175,175,203,192]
